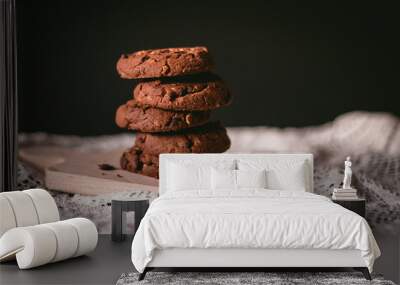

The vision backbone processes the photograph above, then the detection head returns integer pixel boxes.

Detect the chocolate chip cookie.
[134,121,231,155]
[133,73,232,111]
[120,122,230,178]
[115,99,210,132]
[120,148,159,178]
[116,47,213,79]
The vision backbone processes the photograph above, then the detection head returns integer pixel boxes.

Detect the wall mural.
[4,1,400,283]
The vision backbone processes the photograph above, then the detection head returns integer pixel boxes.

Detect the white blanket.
[131,190,380,272]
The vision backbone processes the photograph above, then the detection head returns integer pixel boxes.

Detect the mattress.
[131,190,381,273]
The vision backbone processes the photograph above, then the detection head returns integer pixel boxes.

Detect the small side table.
[332,198,366,218]
[112,199,149,242]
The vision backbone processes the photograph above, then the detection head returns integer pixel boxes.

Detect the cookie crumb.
[98,164,117,171]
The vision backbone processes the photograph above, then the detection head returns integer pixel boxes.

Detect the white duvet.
[131,190,380,273]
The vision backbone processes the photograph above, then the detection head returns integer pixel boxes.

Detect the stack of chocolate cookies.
[115,47,232,178]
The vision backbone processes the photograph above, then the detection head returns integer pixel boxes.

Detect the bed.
[131,154,381,280]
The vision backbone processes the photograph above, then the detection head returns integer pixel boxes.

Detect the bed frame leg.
[354,267,371,280]
[138,268,148,281]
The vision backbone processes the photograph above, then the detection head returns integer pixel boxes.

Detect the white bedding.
[131,190,380,273]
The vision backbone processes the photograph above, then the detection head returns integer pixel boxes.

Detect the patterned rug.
[116,271,396,285]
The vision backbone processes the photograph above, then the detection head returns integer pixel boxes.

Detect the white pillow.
[237,169,267,188]
[167,160,236,192]
[238,159,308,191]
[211,168,236,189]
[211,169,267,190]
[167,163,209,191]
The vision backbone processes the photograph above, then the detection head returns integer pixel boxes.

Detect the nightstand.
[332,198,366,218]
[111,199,149,242]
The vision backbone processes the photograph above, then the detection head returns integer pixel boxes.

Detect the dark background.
[17,1,400,135]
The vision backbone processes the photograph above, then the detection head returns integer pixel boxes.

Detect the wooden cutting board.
[19,146,158,196]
